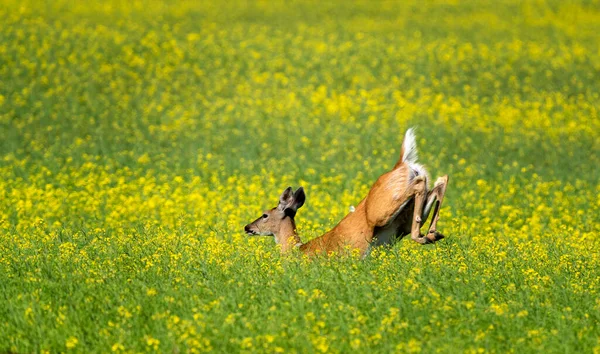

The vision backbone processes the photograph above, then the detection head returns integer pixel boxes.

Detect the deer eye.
[262,214,268,219]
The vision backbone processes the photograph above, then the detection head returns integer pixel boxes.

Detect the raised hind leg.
[408,176,431,244]
[421,175,449,243]
[365,171,432,245]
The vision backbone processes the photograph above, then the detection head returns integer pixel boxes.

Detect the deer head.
[244,187,306,250]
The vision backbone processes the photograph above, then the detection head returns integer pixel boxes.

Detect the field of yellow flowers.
[1,0,599,352]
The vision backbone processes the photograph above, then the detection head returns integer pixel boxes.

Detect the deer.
[244,128,449,256]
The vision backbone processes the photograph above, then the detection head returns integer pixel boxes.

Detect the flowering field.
[1,0,599,352]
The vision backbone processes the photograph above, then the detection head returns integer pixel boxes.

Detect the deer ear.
[278,187,294,210]
[293,187,306,210]
[284,187,306,218]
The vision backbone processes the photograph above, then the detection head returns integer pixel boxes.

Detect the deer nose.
[244,225,252,233]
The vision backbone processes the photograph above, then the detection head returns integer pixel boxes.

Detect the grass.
[0,0,599,352]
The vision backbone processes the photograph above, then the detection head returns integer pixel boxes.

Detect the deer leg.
[408,176,431,244]
[421,189,438,226]
[423,175,449,243]
[421,176,447,226]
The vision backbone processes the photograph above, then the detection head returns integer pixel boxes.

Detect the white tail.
[244,128,449,256]
[402,127,418,164]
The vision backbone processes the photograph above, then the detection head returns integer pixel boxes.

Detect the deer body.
[244,128,448,256]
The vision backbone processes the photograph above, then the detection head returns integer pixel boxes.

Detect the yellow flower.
[111,343,125,352]
[145,335,160,350]
[65,337,78,349]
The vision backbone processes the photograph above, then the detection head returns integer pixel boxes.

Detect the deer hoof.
[427,230,444,242]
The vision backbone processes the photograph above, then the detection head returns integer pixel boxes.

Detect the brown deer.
[244,128,448,256]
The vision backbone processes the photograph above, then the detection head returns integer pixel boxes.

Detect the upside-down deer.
[244,128,449,256]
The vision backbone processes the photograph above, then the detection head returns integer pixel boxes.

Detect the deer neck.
[275,217,302,253]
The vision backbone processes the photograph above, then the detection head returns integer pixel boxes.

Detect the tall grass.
[0,0,599,352]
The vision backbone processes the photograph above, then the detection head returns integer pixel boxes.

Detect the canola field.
[1,0,600,352]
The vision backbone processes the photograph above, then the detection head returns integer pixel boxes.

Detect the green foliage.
[0,0,599,352]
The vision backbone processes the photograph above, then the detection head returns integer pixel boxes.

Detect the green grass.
[0,0,599,352]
